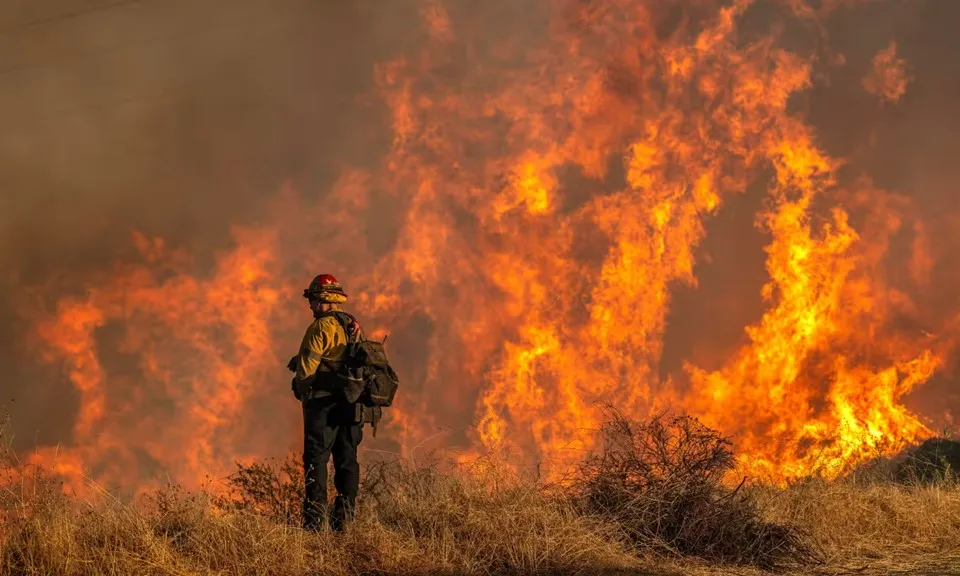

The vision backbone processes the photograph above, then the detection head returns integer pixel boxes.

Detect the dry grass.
[757,478,960,573]
[3,415,960,575]
[0,470,643,576]
[0,422,642,575]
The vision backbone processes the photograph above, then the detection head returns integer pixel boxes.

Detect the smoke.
[809,0,960,423]
[0,0,415,449]
[3,0,960,487]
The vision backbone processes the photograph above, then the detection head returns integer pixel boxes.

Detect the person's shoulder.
[315,313,350,334]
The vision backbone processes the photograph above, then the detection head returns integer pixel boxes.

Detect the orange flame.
[18,0,957,490]
[28,228,289,492]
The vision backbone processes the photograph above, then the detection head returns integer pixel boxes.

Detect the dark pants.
[302,396,363,532]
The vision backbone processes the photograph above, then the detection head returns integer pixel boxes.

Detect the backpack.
[319,311,400,422]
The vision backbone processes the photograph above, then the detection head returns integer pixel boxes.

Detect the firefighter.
[288,273,364,532]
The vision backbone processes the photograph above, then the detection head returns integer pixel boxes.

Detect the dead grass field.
[3,416,959,576]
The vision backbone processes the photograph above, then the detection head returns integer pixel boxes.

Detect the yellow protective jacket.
[294,314,350,398]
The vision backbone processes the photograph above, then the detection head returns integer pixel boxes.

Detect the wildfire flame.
[18,0,958,492]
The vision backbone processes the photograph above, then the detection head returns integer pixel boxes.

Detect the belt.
[304,388,334,401]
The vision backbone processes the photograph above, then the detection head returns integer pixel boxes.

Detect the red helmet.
[303,274,347,299]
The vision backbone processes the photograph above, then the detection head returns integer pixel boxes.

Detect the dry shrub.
[575,411,821,569]
[896,437,960,485]
[212,455,304,525]
[838,436,960,487]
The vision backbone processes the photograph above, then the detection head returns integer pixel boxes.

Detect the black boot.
[302,499,327,532]
[329,495,355,533]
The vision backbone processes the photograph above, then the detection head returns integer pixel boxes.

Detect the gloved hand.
[291,376,303,401]
[286,355,299,373]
